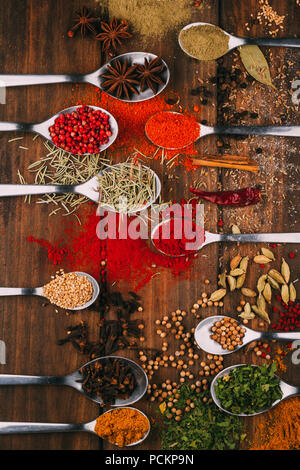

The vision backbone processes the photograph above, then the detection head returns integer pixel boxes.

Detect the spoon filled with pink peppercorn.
[0,105,118,155]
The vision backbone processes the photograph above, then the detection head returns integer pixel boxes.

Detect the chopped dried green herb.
[160,385,246,450]
[215,363,282,415]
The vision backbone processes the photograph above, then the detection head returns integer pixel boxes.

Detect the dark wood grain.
[0,0,299,450]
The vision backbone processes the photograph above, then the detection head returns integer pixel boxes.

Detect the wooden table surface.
[0,0,299,450]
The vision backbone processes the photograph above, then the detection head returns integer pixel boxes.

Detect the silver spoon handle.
[245,38,300,48]
[217,233,300,244]
[260,331,300,342]
[0,374,63,385]
[212,125,300,138]
[0,73,84,88]
[0,183,77,197]
[0,122,34,132]
[0,422,85,434]
[0,287,42,296]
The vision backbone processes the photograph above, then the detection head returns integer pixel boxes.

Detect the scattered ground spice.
[105,0,192,40]
[28,204,196,291]
[75,90,198,163]
[251,397,300,449]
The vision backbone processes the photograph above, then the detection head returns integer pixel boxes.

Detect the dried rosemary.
[18,140,110,218]
[97,161,157,213]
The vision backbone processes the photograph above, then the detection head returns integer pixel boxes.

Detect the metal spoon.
[151,218,300,257]
[0,356,148,406]
[0,406,150,446]
[0,52,170,103]
[0,271,99,311]
[211,364,300,416]
[146,111,300,150]
[0,164,161,215]
[194,315,300,355]
[0,105,118,154]
[179,22,300,60]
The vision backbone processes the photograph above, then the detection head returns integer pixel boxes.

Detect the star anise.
[136,57,165,94]
[70,7,99,36]
[101,60,139,99]
[96,17,132,51]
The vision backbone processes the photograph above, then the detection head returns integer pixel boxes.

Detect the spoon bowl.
[211,364,300,416]
[178,22,300,60]
[0,355,148,406]
[150,216,204,257]
[0,271,100,311]
[98,52,170,103]
[0,105,119,155]
[0,52,170,103]
[194,315,300,355]
[90,407,151,446]
[67,356,148,406]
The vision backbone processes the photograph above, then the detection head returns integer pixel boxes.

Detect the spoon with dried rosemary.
[0,52,170,103]
[0,162,161,215]
[194,315,300,356]
[0,356,148,406]
[145,111,300,150]
[178,22,300,61]
[0,105,118,155]
[0,406,150,446]
[0,271,99,311]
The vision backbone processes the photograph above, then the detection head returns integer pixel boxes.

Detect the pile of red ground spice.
[271,297,300,331]
[145,111,200,149]
[49,105,112,154]
[27,204,197,291]
[67,86,198,169]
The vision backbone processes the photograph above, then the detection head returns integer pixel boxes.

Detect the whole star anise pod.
[136,57,165,94]
[70,6,99,36]
[101,60,139,99]
[96,17,132,51]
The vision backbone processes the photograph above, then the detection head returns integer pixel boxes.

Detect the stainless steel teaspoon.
[211,364,300,416]
[0,164,161,215]
[194,315,300,355]
[0,407,150,446]
[0,356,148,406]
[0,271,99,311]
[179,22,300,60]
[151,219,300,257]
[0,52,170,103]
[0,105,118,154]
[146,111,300,150]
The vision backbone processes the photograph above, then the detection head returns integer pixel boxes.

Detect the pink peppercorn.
[49,105,112,155]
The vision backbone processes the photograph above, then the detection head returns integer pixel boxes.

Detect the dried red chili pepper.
[189,187,261,207]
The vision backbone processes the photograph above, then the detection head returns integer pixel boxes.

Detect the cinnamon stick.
[190,156,258,173]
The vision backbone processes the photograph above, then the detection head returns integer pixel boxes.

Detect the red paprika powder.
[27,204,198,291]
[152,218,205,257]
[145,111,200,149]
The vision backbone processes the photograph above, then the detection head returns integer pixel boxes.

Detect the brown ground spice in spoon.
[179,24,229,61]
